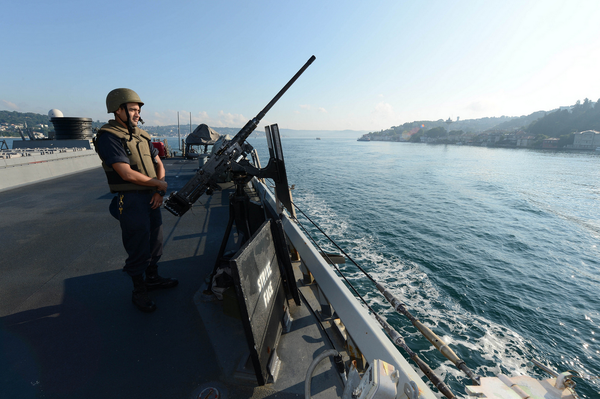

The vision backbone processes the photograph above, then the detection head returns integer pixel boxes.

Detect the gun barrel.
[219,55,317,153]
[257,55,316,121]
[164,55,316,217]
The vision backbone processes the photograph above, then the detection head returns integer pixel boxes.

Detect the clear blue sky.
[2,0,600,132]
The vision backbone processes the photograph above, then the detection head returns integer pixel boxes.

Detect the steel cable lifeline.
[282,194,456,399]
[287,197,480,386]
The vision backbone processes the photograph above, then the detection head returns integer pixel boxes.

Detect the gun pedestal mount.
[211,172,265,281]
[208,124,300,306]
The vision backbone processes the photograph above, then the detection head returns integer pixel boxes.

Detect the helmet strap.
[120,105,137,141]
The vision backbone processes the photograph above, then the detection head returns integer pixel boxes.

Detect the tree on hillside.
[409,129,424,142]
[425,126,446,138]
[532,134,548,148]
[526,98,600,138]
[0,111,50,126]
[557,133,574,147]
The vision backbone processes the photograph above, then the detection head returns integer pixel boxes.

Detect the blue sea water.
[243,137,600,398]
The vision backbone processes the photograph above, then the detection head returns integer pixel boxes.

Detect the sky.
[2,0,600,132]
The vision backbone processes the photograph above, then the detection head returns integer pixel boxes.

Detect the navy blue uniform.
[96,132,163,277]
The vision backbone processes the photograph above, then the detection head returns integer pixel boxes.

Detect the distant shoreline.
[357,139,600,152]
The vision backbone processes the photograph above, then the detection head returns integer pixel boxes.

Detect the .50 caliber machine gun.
[164,55,316,217]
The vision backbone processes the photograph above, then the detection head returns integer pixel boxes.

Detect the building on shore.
[517,135,536,147]
[542,138,560,149]
[572,130,600,150]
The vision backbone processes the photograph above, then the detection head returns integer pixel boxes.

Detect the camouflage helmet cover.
[106,88,144,113]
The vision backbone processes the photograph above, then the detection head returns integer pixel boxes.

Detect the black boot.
[132,274,157,312]
[145,266,179,291]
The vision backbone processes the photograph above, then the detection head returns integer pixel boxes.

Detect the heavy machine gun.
[164,55,316,217]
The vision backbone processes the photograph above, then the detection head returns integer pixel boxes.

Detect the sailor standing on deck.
[95,88,178,312]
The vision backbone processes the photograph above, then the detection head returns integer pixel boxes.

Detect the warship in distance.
[0,56,588,399]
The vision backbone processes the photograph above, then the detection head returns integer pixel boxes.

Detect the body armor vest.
[96,120,157,193]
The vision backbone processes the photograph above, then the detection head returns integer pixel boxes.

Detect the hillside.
[0,110,50,126]
[358,98,600,143]
[527,99,600,137]
[494,111,546,130]
[360,116,515,142]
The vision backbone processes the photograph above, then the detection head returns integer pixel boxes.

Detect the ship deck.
[0,157,342,399]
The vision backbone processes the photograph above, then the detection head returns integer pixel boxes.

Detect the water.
[240,137,599,398]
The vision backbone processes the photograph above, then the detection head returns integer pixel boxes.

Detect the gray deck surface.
[0,157,342,399]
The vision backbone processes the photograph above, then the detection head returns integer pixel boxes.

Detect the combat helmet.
[106,88,144,113]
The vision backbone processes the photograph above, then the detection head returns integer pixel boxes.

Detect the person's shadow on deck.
[0,260,218,399]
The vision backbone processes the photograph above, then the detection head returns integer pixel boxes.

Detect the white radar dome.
[48,109,64,118]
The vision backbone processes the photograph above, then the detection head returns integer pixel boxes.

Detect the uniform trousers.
[110,191,163,277]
